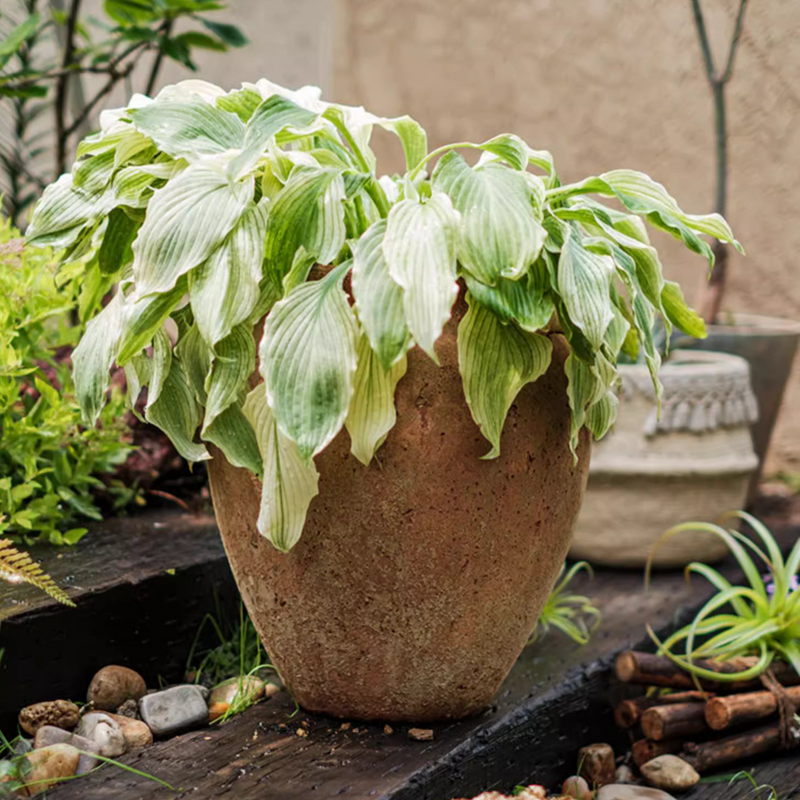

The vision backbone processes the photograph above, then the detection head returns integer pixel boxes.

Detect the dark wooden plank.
[0,510,240,733]
[46,499,800,800]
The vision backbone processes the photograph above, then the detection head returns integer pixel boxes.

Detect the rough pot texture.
[207,303,590,722]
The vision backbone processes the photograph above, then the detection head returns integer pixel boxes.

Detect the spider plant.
[530,561,600,645]
[647,511,800,681]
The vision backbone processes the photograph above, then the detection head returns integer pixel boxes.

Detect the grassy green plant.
[647,511,800,681]
[0,217,138,546]
[530,561,600,645]
[27,77,739,554]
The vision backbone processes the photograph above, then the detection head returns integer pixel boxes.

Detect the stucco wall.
[331,0,800,471]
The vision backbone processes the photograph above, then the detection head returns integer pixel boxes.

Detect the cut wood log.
[614,651,800,692]
[614,691,710,728]
[683,722,782,773]
[641,702,710,741]
[632,738,682,767]
[705,685,800,730]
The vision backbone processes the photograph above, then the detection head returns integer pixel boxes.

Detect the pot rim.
[619,348,751,380]
[701,312,800,337]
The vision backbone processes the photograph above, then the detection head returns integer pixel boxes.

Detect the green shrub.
[0,217,136,545]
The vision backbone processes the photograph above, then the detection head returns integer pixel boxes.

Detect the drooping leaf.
[26,174,112,248]
[556,227,615,349]
[564,352,601,456]
[189,199,268,347]
[145,357,209,462]
[263,166,346,288]
[376,116,427,172]
[465,259,554,333]
[242,386,320,552]
[345,336,407,466]
[174,322,212,404]
[128,100,244,161]
[458,294,553,459]
[433,151,545,285]
[351,219,411,369]
[586,391,619,441]
[383,192,459,362]
[72,293,123,425]
[259,262,358,461]
[662,280,707,339]
[477,133,529,171]
[98,207,139,274]
[203,325,255,431]
[203,404,262,474]
[131,156,253,297]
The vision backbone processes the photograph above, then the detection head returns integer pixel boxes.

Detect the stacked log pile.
[614,651,800,773]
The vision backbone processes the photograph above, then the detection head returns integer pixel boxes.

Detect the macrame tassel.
[689,402,709,433]
[708,399,723,430]
[745,392,759,424]
[672,400,691,430]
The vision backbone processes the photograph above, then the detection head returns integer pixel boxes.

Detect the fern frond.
[0,539,75,607]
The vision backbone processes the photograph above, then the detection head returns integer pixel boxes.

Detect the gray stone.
[597,785,676,800]
[138,685,208,737]
[75,712,127,758]
[33,726,101,774]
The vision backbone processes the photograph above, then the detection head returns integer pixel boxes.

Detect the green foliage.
[648,512,800,681]
[530,561,600,646]
[26,77,740,553]
[0,0,248,224]
[0,538,74,605]
[0,218,136,545]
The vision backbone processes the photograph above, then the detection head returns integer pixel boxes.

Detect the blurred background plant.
[0,0,247,226]
[0,215,138,546]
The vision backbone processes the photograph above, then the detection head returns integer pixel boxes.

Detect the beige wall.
[331,0,799,471]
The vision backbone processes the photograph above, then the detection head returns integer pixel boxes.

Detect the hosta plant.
[26,78,740,553]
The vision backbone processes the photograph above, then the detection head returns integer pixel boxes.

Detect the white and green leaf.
[458,294,553,459]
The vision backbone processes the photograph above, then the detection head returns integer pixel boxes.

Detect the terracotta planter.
[207,304,590,722]
[571,351,759,568]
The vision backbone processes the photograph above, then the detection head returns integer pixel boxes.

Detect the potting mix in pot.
[24,77,742,724]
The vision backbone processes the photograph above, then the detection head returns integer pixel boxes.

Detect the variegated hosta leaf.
[433,152,545,285]
[375,116,427,172]
[112,161,187,209]
[243,386,320,552]
[345,336,408,466]
[203,404,262,475]
[564,352,601,456]
[464,259,554,333]
[351,219,411,370]
[217,87,263,122]
[128,100,244,161]
[145,328,172,410]
[26,174,113,248]
[116,278,187,364]
[383,192,459,362]
[259,263,358,462]
[229,94,320,180]
[458,294,553,459]
[605,302,632,358]
[557,228,615,349]
[203,325,256,431]
[98,207,140,275]
[73,149,116,195]
[145,357,209,463]
[632,292,663,405]
[174,323,212,404]
[262,166,346,288]
[586,391,619,440]
[189,199,269,348]
[476,133,529,171]
[132,157,253,297]
[72,292,123,425]
[662,280,706,339]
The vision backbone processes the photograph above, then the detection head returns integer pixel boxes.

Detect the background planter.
[677,313,800,502]
[207,309,590,722]
[571,351,758,568]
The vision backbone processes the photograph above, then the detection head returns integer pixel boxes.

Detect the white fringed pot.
[571,350,759,567]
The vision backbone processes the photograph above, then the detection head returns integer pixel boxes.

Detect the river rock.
[18,743,80,796]
[18,701,80,735]
[562,775,592,799]
[75,712,127,757]
[615,765,636,784]
[32,726,100,774]
[87,666,147,711]
[264,681,282,698]
[207,702,229,723]
[640,756,700,792]
[578,742,616,787]
[115,699,140,719]
[208,677,264,708]
[105,713,153,748]
[138,685,208,736]
[597,785,677,800]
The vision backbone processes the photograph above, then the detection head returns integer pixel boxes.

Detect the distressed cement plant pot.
[677,313,800,503]
[207,301,590,722]
[571,350,758,568]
